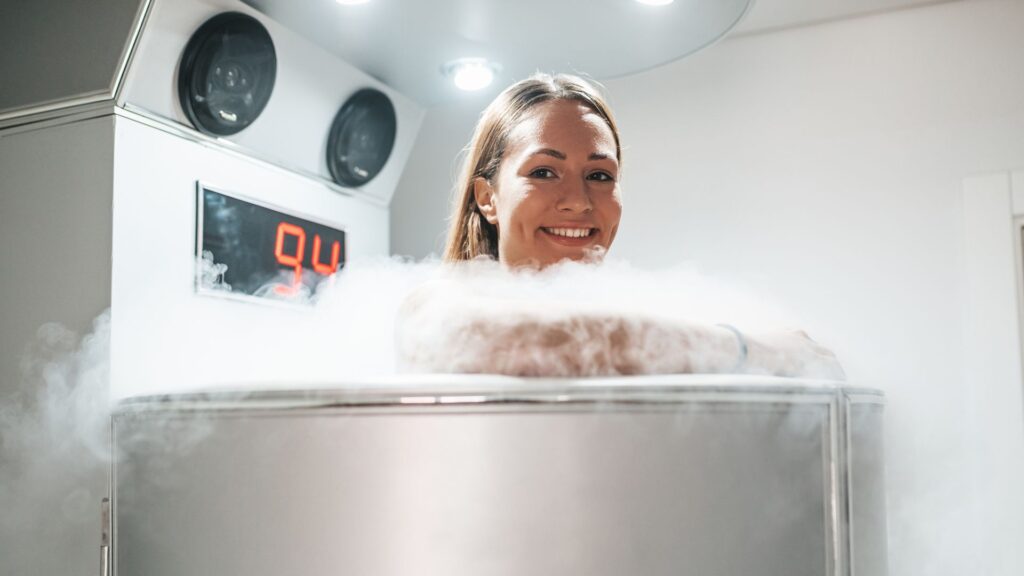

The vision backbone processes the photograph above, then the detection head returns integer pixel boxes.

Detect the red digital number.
[312,235,341,275]
[274,222,306,294]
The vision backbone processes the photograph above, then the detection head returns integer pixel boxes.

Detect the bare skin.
[400,99,845,380]
[473,101,621,268]
[397,278,844,379]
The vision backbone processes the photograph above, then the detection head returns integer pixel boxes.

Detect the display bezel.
[193,181,347,306]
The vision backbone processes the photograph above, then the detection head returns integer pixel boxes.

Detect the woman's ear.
[473,177,498,225]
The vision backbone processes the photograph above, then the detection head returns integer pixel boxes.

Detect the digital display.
[196,185,346,300]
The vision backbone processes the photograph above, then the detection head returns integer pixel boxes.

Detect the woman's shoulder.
[397,273,472,321]
[400,260,505,309]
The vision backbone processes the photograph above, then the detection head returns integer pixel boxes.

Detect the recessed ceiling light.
[635,0,674,5]
[442,58,501,92]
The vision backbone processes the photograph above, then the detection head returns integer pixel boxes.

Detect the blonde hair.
[442,73,621,262]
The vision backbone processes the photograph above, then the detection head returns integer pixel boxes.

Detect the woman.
[398,73,843,379]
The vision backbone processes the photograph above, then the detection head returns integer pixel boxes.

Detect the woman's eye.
[588,171,614,182]
[530,168,556,179]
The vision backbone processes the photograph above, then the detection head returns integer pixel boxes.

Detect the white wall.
[390,95,486,256]
[390,0,1024,573]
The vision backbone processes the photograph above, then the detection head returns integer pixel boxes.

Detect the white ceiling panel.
[735,0,960,34]
[242,0,964,105]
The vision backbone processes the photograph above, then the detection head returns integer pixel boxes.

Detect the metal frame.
[841,392,886,576]
[1014,216,1024,387]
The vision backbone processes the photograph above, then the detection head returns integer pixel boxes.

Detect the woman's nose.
[556,177,593,212]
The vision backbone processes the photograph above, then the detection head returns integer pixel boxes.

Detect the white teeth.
[545,227,592,238]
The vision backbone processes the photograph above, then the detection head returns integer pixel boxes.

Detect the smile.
[541,227,595,239]
[540,227,598,248]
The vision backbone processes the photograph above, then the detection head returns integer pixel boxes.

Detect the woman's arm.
[396,280,844,380]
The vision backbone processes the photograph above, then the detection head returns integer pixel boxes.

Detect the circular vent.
[178,12,276,136]
[326,89,397,187]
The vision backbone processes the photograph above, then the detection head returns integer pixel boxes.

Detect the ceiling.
[243,0,958,106]
[733,0,954,34]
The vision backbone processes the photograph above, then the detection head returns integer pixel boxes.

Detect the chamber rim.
[113,374,884,414]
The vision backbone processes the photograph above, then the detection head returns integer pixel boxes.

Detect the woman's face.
[474,100,622,267]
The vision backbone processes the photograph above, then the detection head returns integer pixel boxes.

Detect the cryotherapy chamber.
[112,376,888,576]
[0,0,889,575]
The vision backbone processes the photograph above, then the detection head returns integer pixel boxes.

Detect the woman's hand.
[744,330,846,381]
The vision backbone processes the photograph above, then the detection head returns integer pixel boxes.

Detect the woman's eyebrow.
[529,148,567,160]
[527,148,615,162]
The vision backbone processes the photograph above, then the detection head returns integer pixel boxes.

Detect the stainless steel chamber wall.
[111,376,888,576]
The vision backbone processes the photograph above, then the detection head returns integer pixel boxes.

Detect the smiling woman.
[444,74,622,265]
[400,73,843,379]
[471,99,621,266]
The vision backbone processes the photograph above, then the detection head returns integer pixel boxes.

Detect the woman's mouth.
[540,226,597,246]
